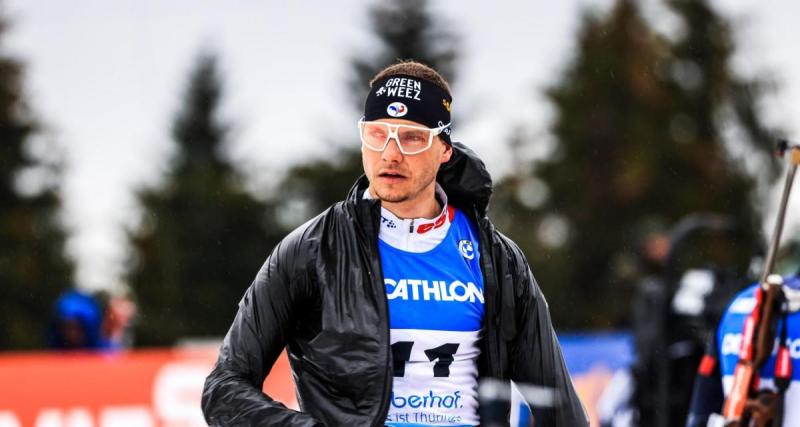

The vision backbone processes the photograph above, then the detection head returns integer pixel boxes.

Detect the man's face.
[60,319,88,348]
[362,118,452,206]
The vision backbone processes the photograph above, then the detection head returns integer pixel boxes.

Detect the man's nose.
[381,137,404,162]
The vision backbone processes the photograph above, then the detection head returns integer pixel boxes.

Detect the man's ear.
[440,142,453,164]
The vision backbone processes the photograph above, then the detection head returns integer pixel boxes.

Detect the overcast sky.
[3,0,799,290]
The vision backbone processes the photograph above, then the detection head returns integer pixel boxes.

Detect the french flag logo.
[387,102,408,117]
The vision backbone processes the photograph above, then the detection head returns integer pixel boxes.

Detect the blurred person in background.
[597,231,672,427]
[47,289,137,351]
[95,290,138,350]
[47,289,105,350]
[202,61,587,426]
[686,269,800,426]
[599,216,753,427]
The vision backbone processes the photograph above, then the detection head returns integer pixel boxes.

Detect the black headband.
[364,74,452,144]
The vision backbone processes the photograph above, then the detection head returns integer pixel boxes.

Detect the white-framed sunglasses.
[358,119,451,155]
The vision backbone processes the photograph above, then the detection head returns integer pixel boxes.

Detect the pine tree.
[494,0,774,330]
[666,0,777,180]
[275,0,460,228]
[0,15,74,349]
[126,53,282,346]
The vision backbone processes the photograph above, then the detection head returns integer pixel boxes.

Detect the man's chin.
[374,188,408,204]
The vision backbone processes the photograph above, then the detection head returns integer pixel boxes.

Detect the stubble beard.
[374,185,410,203]
[374,170,436,206]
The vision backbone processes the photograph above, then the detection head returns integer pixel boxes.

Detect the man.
[202,61,587,426]
[686,274,800,427]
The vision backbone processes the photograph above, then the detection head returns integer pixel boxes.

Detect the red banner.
[0,347,295,427]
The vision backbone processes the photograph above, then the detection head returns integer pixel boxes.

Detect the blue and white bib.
[377,201,484,427]
[717,276,800,424]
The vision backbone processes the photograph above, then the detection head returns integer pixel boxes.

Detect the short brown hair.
[370,61,452,97]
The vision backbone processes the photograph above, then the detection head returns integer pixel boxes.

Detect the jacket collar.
[346,141,493,216]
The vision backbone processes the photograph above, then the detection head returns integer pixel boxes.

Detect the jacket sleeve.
[504,240,589,426]
[202,229,323,427]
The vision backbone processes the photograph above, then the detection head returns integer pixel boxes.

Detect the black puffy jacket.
[202,142,588,426]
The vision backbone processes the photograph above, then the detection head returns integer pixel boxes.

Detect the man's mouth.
[378,171,406,179]
[378,171,407,184]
